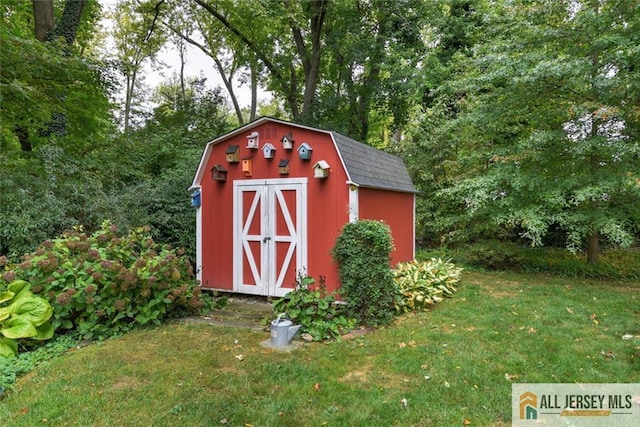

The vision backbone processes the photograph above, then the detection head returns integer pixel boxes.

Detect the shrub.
[331,220,396,327]
[0,221,209,340]
[272,274,356,341]
[393,259,462,313]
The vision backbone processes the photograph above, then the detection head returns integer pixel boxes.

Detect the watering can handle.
[275,313,287,324]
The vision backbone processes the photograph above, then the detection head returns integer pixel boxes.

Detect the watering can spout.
[287,324,301,342]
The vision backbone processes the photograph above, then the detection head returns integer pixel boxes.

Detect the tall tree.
[109,0,167,131]
[432,0,640,262]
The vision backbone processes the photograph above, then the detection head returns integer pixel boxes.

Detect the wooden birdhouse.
[313,160,330,178]
[211,164,228,182]
[242,155,253,177]
[278,159,290,175]
[298,142,312,160]
[281,132,294,150]
[262,143,276,159]
[246,131,259,149]
[225,145,240,163]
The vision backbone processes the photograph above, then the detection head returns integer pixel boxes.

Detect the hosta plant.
[0,280,54,358]
[393,258,463,313]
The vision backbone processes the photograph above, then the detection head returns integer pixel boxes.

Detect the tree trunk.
[587,232,599,264]
[46,0,87,45]
[32,0,55,41]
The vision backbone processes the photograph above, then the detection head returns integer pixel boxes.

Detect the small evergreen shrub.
[272,274,356,341]
[331,220,396,327]
[393,258,462,313]
[0,221,211,340]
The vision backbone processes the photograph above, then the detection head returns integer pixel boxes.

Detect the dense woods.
[1,0,639,265]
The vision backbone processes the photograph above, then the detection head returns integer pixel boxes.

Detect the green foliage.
[0,280,54,358]
[272,275,356,341]
[421,241,640,281]
[0,222,209,340]
[414,0,640,256]
[393,259,462,313]
[331,220,396,327]
[0,335,77,391]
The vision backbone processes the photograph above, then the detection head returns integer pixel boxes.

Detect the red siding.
[358,187,415,265]
[199,122,349,294]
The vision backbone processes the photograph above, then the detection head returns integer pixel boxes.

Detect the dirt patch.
[339,364,372,383]
[110,376,147,390]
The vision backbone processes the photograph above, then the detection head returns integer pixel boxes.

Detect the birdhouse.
[298,142,312,160]
[242,155,253,177]
[225,145,240,163]
[313,160,330,178]
[278,159,290,175]
[262,143,276,159]
[190,189,201,207]
[281,132,294,150]
[211,164,228,182]
[246,131,259,149]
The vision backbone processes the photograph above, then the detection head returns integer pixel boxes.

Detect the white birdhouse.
[281,132,294,150]
[262,143,276,159]
[246,131,259,149]
[313,160,330,178]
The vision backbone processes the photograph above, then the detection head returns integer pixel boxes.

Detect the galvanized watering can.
[270,314,301,347]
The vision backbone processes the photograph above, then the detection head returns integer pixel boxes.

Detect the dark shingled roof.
[331,132,417,193]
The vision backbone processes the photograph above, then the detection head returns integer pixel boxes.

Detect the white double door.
[233,178,307,296]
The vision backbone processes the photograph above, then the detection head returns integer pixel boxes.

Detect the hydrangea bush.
[0,222,208,340]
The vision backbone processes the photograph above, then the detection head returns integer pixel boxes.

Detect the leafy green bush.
[272,275,356,341]
[393,259,462,313]
[331,220,396,327]
[0,280,54,357]
[0,222,210,340]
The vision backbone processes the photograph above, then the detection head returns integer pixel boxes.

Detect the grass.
[1,271,638,426]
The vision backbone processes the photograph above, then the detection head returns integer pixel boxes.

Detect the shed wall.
[357,187,416,265]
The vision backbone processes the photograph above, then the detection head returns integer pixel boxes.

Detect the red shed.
[189,118,417,297]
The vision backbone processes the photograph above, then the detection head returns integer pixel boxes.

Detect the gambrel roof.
[190,117,417,193]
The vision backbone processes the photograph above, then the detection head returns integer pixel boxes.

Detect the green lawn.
[2,271,638,426]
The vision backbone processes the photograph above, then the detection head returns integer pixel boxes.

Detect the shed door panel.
[234,179,307,296]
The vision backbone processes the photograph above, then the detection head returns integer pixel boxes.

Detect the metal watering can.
[270,314,301,347]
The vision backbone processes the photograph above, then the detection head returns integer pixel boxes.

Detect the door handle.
[263,237,271,243]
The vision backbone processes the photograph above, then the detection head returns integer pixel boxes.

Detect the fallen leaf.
[444,380,450,388]
[401,398,408,408]
[566,307,574,314]
[314,383,321,391]
[529,327,538,334]
[398,342,406,348]
[20,407,29,415]
[599,350,615,360]
[622,333,633,340]
[463,419,472,425]
[420,364,429,369]
[235,354,244,361]
[590,313,599,324]
[220,418,228,424]
[408,340,416,348]
[505,373,518,381]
